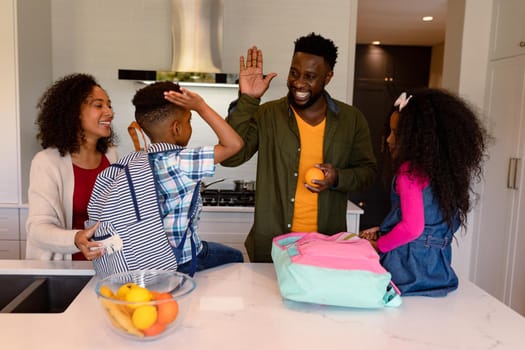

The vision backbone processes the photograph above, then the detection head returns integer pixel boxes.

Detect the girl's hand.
[74,221,104,260]
[359,226,380,241]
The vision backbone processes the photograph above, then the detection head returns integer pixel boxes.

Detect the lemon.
[116,282,138,300]
[125,286,152,308]
[132,305,158,330]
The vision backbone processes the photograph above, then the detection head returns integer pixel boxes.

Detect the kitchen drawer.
[198,211,252,237]
[0,208,19,240]
[0,240,20,259]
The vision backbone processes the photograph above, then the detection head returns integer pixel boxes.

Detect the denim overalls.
[379,176,459,297]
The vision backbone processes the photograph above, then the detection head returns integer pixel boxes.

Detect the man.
[222,33,377,262]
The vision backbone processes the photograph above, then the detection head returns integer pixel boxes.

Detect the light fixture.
[372,41,381,45]
[422,16,433,22]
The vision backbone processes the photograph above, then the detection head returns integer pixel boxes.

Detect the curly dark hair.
[294,32,338,70]
[132,81,183,137]
[392,88,489,228]
[36,73,115,156]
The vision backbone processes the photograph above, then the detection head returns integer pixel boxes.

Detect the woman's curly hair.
[392,88,490,228]
[36,73,116,156]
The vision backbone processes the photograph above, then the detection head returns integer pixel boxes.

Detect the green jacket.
[222,93,377,262]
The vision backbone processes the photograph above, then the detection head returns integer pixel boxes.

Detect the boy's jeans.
[176,241,244,274]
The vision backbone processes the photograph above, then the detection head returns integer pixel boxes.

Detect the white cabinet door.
[507,59,525,315]
[490,0,525,60]
[0,0,20,203]
[473,56,525,311]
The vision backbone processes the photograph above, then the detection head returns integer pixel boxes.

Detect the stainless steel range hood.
[171,0,222,73]
[118,0,238,85]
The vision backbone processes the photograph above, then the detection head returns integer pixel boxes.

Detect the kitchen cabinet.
[198,202,363,262]
[472,54,525,316]
[0,0,51,259]
[489,0,525,60]
[0,207,27,259]
[0,0,20,204]
[0,0,51,206]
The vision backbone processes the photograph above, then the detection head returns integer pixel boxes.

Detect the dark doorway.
[350,44,431,230]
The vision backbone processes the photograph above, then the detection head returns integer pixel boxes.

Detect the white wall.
[17,0,52,203]
[49,0,358,188]
[456,0,492,280]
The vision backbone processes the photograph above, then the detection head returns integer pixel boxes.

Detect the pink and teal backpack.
[271,232,402,308]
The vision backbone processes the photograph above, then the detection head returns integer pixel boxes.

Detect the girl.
[26,73,118,261]
[360,89,489,297]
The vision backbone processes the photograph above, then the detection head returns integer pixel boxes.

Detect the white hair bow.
[394,92,412,111]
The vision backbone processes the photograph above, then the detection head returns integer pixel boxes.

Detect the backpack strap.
[172,181,201,277]
[128,121,149,151]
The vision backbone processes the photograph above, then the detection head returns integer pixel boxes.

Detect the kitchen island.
[1,260,524,349]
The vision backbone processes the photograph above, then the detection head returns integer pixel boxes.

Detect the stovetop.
[201,189,255,207]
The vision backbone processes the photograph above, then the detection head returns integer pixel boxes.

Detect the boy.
[88,82,244,276]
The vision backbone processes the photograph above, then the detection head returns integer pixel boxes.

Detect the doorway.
[349,44,432,229]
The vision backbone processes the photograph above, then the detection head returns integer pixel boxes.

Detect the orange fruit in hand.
[305,167,325,187]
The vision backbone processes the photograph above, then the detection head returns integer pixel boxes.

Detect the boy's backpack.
[87,150,199,278]
[271,232,402,308]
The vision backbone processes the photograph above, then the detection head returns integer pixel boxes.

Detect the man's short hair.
[294,32,338,70]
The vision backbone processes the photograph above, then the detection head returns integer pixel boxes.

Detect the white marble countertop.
[1,260,524,349]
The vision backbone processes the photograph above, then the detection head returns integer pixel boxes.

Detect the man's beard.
[287,90,324,110]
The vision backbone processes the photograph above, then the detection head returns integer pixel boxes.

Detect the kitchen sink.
[0,274,92,313]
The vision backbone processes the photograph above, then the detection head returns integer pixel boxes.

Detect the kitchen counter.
[1,261,524,350]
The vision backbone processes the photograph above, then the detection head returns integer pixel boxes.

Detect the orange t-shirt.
[291,109,325,232]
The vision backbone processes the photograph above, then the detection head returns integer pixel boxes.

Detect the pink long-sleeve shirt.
[377,163,430,253]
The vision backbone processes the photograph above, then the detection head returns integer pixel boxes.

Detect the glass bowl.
[95,269,196,341]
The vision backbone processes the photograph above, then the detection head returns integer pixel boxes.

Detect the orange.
[142,321,167,337]
[154,292,179,324]
[305,167,325,187]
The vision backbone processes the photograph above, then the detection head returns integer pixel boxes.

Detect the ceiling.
[356,0,448,46]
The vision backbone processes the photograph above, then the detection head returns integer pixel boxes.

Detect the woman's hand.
[74,221,104,260]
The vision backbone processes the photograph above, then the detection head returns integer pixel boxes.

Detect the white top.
[25,147,118,260]
[0,261,524,349]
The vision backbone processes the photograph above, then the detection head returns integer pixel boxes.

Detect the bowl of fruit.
[95,269,196,340]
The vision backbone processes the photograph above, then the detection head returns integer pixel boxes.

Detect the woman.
[26,73,118,261]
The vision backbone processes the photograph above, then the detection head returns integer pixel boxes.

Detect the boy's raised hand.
[164,87,207,114]
[239,46,277,99]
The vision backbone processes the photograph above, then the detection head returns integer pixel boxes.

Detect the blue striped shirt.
[149,143,215,264]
